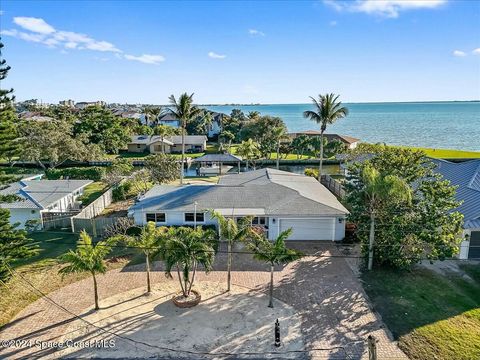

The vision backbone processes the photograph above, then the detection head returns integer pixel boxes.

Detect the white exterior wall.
[8,208,41,229]
[267,216,346,241]
[133,210,218,227]
[459,228,480,260]
[208,120,221,137]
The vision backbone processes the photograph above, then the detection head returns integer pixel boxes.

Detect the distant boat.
[198,164,233,176]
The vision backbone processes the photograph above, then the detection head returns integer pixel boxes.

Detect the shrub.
[304,168,318,178]
[45,167,106,181]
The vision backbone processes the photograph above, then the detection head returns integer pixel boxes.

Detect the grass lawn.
[78,181,108,205]
[362,265,480,360]
[0,230,141,329]
[400,146,480,159]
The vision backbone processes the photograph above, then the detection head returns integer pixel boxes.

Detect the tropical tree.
[122,222,164,293]
[303,93,348,180]
[161,227,218,298]
[167,93,203,184]
[59,231,113,310]
[148,106,163,128]
[245,229,303,308]
[291,135,311,159]
[271,126,288,169]
[236,139,260,171]
[219,130,235,152]
[346,146,463,269]
[209,211,252,291]
[144,153,180,184]
[0,209,38,281]
[18,120,102,168]
[0,40,20,164]
[358,163,412,270]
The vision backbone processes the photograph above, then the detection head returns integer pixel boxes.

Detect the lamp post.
[194,201,198,230]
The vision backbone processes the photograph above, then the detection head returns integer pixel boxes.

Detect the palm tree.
[142,106,151,126]
[271,127,287,170]
[209,211,252,291]
[303,93,348,181]
[246,229,303,308]
[167,93,203,184]
[236,139,260,171]
[361,163,412,270]
[161,227,217,298]
[123,222,164,293]
[59,231,113,310]
[148,106,163,128]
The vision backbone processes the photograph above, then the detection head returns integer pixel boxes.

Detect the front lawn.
[401,146,480,159]
[362,265,480,360]
[78,181,108,205]
[0,230,139,329]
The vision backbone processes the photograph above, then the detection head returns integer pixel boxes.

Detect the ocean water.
[205,102,480,152]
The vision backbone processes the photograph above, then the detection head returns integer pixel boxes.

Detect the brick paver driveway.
[0,242,407,359]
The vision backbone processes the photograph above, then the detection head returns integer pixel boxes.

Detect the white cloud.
[208,51,226,59]
[13,16,55,34]
[473,48,480,55]
[4,16,164,64]
[329,20,338,26]
[124,54,165,65]
[248,29,265,36]
[453,50,466,57]
[324,0,446,18]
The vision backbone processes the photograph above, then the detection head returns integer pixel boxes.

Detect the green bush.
[304,168,318,178]
[45,167,106,181]
[112,182,132,201]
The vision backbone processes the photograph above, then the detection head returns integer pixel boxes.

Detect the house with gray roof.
[128,168,349,241]
[0,179,92,229]
[128,135,207,154]
[431,158,480,259]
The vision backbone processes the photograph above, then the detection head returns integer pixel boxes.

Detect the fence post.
[367,335,377,360]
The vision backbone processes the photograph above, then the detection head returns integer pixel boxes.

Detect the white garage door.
[279,218,335,240]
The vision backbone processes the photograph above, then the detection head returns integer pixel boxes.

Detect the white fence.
[71,188,114,235]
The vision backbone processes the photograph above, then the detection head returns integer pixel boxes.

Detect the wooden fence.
[71,217,124,237]
[320,174,346,199]
[71,187,115,236]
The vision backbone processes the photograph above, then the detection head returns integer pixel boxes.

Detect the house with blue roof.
[431,158,480,259]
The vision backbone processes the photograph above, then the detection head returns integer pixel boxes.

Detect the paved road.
[0,242,407,359]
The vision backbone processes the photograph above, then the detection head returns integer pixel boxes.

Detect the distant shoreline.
[202,100,480,106]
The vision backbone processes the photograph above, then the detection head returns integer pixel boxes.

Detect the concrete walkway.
[0,242,407,359]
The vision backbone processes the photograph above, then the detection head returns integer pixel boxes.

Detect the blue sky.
[1,0,479,104]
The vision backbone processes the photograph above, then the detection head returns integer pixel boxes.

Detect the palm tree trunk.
[245,159,249,171]
[146,254,151,293]
[268,264,274,308]
[180,120,185,185]
[368,213,375,271]
[176,264,186,296]
[318,132,324,182]
[276,141,280,170]
[92,272,99,310]
[227,241,232,292]
[188,260,197,295]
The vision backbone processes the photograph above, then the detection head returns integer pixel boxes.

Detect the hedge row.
[45,167,106,181]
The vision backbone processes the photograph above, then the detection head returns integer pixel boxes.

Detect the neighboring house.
[431,158,480,260]
[59,99,75,107]
[128,135,207,154]
[289,130,360,149]
[155,111,225,138]
[206,111,224,138]
[157,113,181,128]
[75,101,106,109]
[18,111,54,122]
[0,179,92,229]
[128,168,349,241]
